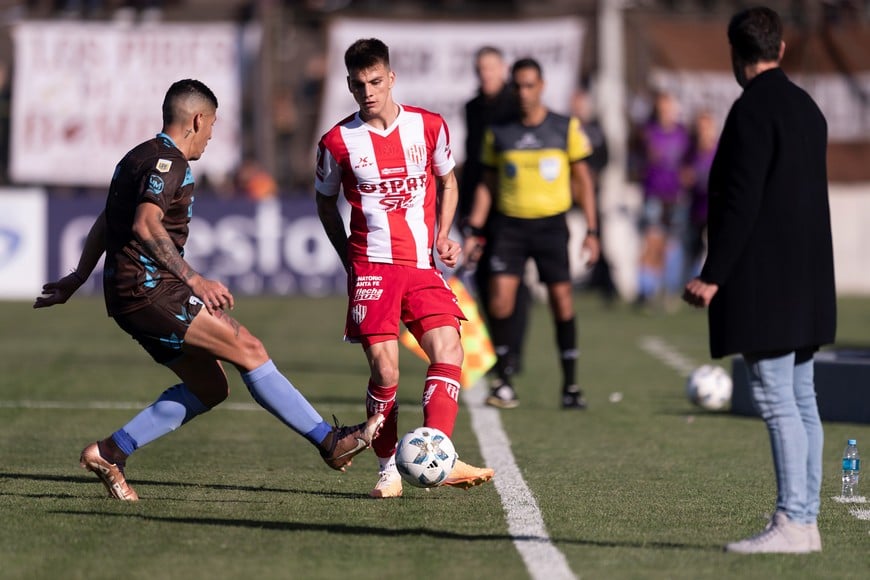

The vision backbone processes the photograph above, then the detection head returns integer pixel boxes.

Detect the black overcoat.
[701,67,836,358]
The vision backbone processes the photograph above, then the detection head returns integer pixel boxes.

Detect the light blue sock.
[242,360,331,445]
[112,383,209,455]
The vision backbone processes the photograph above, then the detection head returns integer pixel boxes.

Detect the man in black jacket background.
[683,6,836,554]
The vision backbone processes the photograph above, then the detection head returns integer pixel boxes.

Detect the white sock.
[378,454,398,473]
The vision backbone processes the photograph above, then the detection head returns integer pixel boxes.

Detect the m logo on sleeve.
[148,174,165,195]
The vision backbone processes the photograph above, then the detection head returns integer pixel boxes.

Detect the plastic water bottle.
[841,439,860,498]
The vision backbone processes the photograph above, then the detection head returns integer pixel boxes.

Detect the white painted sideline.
[637,336,697,376]
[462,384,577,580]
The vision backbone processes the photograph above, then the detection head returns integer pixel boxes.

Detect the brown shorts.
[111,283,204,365]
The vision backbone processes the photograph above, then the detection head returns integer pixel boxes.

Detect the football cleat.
[442,459,494,489]
[369,470,403,499]
[561,385,588,410]
[79,442,139,501]
[320,413,384,472]
[485,381,519,409]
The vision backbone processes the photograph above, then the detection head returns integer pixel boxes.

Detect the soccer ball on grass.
[395,427,457,488]
[686,364,733,411]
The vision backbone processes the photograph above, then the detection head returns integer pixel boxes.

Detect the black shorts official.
[111,282,204,365]
[487,212,571,284]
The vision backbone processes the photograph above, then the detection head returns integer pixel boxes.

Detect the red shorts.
[345,262,466,347]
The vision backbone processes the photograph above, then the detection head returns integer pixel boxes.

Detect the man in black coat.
[683,6,836,554]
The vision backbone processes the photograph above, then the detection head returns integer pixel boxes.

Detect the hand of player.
[189,275,235,314]
[33,273,84,309]
[682,277,719,308]
[582,234,600,266]
[436,237,461,269]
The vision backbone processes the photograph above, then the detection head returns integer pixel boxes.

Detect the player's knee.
[432,339,463,367]
[371,362,399,387]
[237,332,269,368]
[490,300,514,319]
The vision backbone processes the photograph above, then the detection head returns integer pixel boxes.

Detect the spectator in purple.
[635,91,691,311]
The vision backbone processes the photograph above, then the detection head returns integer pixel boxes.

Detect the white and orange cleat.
[79,442,139,501]
[369,470,403,499]
[442,459,494,490]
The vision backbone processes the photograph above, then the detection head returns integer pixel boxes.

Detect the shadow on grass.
[49,509,721,551]
[2,472,723,552]
[0,471,372,500]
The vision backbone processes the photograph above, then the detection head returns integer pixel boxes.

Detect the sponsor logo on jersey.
[147,174,165,195]
[516,132,542,149]
[156,159,172,173]
[354,287,384,301]
[358,174,427,197]
[354,275,383,299]
[381,167,405,176]
[379,192,416,212]
[354,156,373,169]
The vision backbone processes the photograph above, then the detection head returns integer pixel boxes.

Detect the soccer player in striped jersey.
[316,38,495,499]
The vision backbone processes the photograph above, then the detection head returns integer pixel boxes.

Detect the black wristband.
[462,224,485,238]
[586,229,599,237]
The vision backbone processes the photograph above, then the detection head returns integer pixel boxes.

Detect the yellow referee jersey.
[481,112,591,218]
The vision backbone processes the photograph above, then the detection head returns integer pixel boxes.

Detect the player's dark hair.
[727,6,782,64]
[511,57,543,80]
[345,38,390,72]
[162,79,218,125]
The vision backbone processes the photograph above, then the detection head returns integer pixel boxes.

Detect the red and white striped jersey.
[315,104,455,269]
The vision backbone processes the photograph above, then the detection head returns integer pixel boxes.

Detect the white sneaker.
[369,470,403,499]
[725,511,812,554]
[804,522,822,552]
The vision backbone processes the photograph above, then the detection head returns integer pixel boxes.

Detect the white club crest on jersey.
[405,143,426,165]
[351,303,367,325]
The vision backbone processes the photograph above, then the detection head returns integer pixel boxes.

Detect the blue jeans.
[744,348,823,524]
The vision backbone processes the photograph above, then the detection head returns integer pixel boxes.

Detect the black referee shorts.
[487,212,571,284]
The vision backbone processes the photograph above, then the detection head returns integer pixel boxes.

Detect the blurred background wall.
[1,0,868,298]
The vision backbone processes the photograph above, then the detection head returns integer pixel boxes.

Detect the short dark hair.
[162,79,218,125]
[727,6,783,64]
[344,38,390,72]
[511,57,543,79]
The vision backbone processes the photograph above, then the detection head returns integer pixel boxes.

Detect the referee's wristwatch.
[586,228,599,238]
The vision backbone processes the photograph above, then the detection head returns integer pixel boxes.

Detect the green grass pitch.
[1,293,868,579]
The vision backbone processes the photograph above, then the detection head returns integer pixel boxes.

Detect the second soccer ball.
[686,364,733,411]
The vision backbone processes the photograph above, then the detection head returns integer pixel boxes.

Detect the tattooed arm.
[133,202,234,313]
